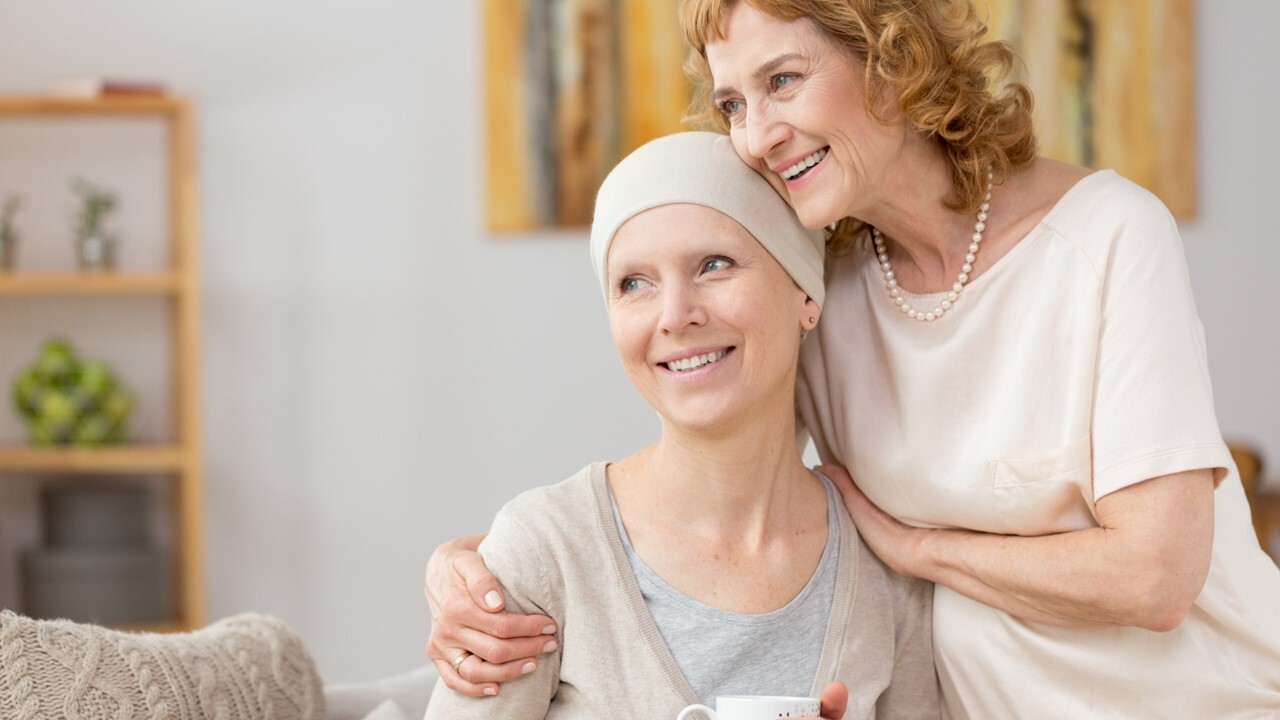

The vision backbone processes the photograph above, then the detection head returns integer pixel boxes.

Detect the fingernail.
[542,624,556,635]
[521,662,536,675]
[485,591,502,609]
[483,687,498,696]
[543,640,558,653]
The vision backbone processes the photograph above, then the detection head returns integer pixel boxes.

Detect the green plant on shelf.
[1,194,19,233]
[0,193,19,270]
[11,338,134,446]
[71,177,119,270]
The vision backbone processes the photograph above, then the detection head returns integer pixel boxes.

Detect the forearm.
[909,471,1215,630]
[920,526,1183,629]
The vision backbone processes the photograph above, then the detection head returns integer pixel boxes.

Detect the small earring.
[808,317,817,326]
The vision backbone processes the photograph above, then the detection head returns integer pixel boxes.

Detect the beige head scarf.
[589,132,825,306]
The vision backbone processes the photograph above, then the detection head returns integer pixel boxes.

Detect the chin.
[793,201,842,231]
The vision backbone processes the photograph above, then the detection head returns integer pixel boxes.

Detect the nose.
[658,281,706,334]
[744,101,790,162]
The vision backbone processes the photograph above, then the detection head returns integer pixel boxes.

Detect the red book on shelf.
[48,76,167,98]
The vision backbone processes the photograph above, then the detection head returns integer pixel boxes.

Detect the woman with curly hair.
[427,1,1280,716]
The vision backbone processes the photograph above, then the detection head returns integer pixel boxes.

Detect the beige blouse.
[797,170,1280,718]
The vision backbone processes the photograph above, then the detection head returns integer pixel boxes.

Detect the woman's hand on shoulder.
[425,533,559,696]
[819,464,925,576]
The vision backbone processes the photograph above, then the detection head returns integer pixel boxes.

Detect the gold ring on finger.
[450,650,472,673]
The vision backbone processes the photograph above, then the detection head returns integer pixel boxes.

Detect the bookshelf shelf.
[0,444,187,474]
[0,271,183,296]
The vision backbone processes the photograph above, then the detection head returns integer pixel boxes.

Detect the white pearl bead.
[873,173,991,323]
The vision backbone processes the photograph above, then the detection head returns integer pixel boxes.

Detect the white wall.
[0,0,1275,684]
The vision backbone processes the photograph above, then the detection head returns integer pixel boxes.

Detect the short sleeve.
[424,508,564,720]
[1090,188,1230,499]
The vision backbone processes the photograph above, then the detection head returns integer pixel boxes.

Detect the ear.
[800,296,821,333]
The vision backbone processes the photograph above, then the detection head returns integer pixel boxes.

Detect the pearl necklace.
[872,172,993,322]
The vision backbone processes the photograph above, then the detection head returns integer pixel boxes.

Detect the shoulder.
[823,481,933,620]
[1038,170,1183,274]
[480,463,610,615]
[487,463,604,547]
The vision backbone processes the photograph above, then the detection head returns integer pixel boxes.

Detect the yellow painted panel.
[484,0,534,231]
[484,0,692,231]
[983,0,1196,217]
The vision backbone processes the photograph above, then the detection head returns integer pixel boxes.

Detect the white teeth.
[665,350,727,372]
[780,148,828,180]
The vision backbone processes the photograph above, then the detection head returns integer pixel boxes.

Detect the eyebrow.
[712,53,804,101]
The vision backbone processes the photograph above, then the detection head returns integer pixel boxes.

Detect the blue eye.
[717,98,744,117]
[702,256,733,273]
[619,277,644,293]
[772,73,797,89]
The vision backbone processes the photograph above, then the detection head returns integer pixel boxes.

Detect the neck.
[610,399,818,549]
[857,134,980,287]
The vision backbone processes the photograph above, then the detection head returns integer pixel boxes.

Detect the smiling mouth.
[663,349,730,372]
[780,147,828,181]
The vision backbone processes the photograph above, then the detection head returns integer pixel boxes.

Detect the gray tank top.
[608,473,839,704]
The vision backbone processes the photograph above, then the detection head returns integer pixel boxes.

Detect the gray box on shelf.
[23,547,170,624]
[43,484,149,548]
[21,483,170,624]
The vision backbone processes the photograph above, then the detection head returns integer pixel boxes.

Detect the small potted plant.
[72,177,118,271]
[0,194,19,271]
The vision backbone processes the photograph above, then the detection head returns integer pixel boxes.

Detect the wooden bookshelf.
[0,94,204,631]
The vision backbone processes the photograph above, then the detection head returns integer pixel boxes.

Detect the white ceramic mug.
[676,695,821,720]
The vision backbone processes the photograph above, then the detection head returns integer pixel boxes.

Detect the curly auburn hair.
[680,0,1038,254]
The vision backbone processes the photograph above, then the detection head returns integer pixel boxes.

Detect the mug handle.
[676,703,716,720]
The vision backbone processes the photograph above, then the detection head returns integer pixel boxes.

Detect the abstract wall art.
[484,0,690,231]
[484,0,1197,229]
[976,0,1196,217]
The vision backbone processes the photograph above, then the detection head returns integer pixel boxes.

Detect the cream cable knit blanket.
[0,610,325,720]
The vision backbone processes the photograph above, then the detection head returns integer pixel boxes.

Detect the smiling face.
[606,203,818,435]
[704,3,906,228]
